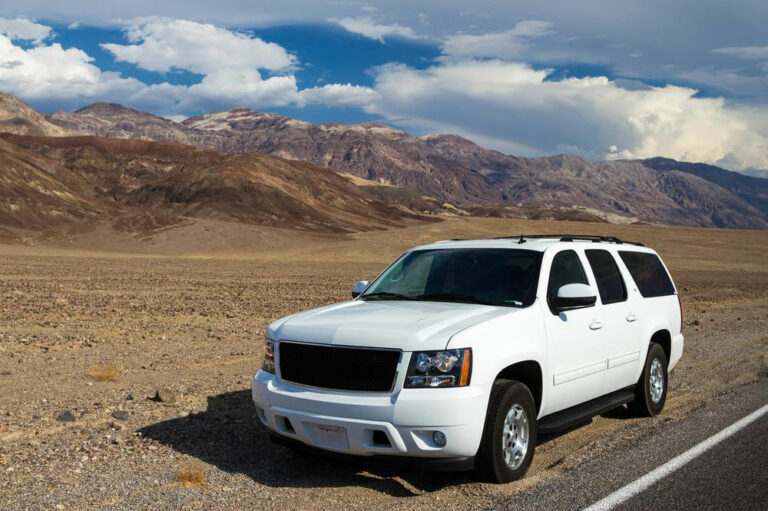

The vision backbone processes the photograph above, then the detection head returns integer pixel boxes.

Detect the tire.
[629,342,668,417]
[474,380,537,483]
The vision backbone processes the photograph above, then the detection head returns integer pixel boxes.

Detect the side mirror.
[352,280,370,298]
[550,283,596,311]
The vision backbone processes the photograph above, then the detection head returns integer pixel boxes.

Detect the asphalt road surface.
[490,377,768,511]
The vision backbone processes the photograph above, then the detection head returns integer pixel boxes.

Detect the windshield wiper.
[415,293,496,306]
[362,292,417,301]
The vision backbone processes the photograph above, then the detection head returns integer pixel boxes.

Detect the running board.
[538,387,635,435]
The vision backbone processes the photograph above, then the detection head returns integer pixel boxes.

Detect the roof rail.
[495,234,644,246]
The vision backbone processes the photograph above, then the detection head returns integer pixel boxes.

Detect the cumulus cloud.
[330,16,422,42]
[0,17,52,43]
[0,17,378,116]
[301,83,379,107]
[101,18,296,74]
[185,69,301,108]
[0,32,143,104]
[366,60,768,171]
[441,20,553,59]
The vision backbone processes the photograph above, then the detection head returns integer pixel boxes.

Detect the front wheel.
[629,342,669,417]
[474,380,537,483]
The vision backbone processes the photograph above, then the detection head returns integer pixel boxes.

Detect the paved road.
[490,377,768,511]
[614,411,768,510]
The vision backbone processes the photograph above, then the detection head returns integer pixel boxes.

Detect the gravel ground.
[0,218,766,510]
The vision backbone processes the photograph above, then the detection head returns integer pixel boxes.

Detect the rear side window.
[548,250,589,298]
[586,250,627,304]
[619,251,676,298]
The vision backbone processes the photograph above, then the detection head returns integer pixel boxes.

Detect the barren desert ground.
[1,217,767,510]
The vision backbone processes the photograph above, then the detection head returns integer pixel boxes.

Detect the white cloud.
[366,60,768,171]
[330,16,422,42]
[441,20,553,59]
[0,33,143,103]
[0,17,52,43]
[301,83,379,107]
[101,18,296,74]
[185,69,301,108]
[0,18,378,116]
[713,45,768,60]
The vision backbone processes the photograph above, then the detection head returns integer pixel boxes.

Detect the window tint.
[618,251,676,298]
[586,250,627,304]
[548,250,589,298]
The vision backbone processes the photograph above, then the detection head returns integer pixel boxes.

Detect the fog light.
[433,431,446,447]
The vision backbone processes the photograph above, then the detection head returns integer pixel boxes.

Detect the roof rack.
[495,234,644,246]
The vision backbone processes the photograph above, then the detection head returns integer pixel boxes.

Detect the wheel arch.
[650,329,671,362]
[494,360,543,415]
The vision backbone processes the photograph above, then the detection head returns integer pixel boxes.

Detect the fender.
[635,320,673,381]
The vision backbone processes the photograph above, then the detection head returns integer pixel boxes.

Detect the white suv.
[252,234,684,483]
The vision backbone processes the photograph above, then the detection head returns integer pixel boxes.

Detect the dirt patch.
[0,217,766,510]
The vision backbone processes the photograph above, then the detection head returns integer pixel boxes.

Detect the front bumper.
[252,370,489,460]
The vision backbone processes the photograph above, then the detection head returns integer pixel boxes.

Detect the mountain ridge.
[0,132,424,241]
[1,94,766,230]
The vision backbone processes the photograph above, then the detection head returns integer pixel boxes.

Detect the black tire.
[629,343,668,417]
[474,380,537,483]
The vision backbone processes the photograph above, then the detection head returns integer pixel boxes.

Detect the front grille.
[278,342,400,392]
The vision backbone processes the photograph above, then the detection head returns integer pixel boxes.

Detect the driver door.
[541,249,607,414]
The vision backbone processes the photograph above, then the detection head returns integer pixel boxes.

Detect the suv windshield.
[362,248,542,307]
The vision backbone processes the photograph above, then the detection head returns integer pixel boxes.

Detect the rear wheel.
[474,380,537,483]
[629,342,668,417]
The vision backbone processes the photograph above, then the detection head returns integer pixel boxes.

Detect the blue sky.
[0,1,766,173]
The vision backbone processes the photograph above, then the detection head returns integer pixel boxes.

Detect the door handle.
[589,320,603,330]
[626,313,638,323]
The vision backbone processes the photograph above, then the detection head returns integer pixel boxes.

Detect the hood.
[269,300,518,351]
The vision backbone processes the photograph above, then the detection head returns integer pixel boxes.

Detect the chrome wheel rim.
[502,403,529,470]
[649,358,664,403]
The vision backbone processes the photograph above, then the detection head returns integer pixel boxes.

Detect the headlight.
[404,348,471,388]
[261,337,275,373]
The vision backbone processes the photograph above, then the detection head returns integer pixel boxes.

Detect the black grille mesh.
[279,342,400,392]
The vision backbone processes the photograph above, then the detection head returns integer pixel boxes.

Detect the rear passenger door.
[584,249,642,394]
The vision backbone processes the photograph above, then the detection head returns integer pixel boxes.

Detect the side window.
[547,250,589,298]
[585,249,627,305]
[618,251,676,298]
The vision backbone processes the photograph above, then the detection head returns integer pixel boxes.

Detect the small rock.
[0,424,9,433]
[55,505,64,510]
[691,319,700,326]
[57,410,76,422]
[111,410,128,421]
[125,394,134,401]
[151,389,177,404]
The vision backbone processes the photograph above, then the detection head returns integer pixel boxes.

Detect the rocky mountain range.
[2,93,767,230]
[0,93,67,137]
[0,132,419,241]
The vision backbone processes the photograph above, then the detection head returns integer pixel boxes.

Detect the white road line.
[583,402,768,511]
